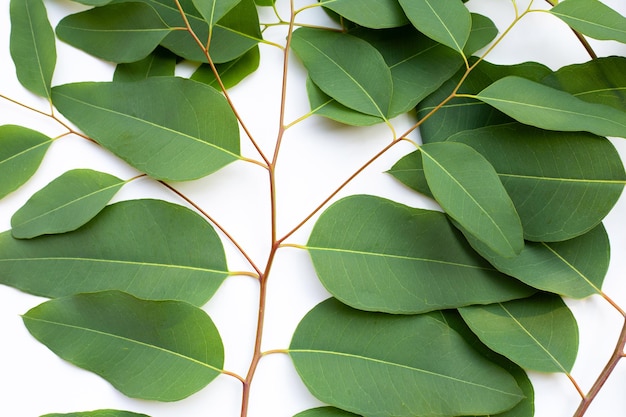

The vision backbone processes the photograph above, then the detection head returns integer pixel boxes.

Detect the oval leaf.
[0,199,228,306]
[191,46,260,90]
[464,13,499,56]
[113,46,177,82]
[192,0,242,28]
[42,411,150,417]
[319,0,408,29]
[51,77,240,181]
[459,293,579,373]
[56,2,171,63]
[306,195,532,314]
[294,408,360,417]
[11,169,125,239]
[550,0,626,43]
[291,28,393,118]
[398,0,471,54]
[23,291,224,401]
[9,0,56,98]
[420,142,524,258]
[476,76,626,139]
[289,298,524,417]
[0,125,53,199]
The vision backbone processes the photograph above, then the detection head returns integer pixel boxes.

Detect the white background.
[1,1,626,416]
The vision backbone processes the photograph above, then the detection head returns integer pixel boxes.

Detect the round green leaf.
[51,77,240,181]
[42,410,150,417]
[459,293,579,373]
[11,169,125,239]
[23,291,224,401]
[464,13,499,56]
[421,141,524,258]
[0,199,229,306]
[289,298,524,417]
[550,0,626,44]
[319,0,408,29]
[306,195,532,314]
[0,125,53,199]
[294,408,360,417]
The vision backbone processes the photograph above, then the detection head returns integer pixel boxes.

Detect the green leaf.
[306,195,533,314]
[0,199,229,306]
[542,56,626,112]
[464,224,610,299]
[56,2,171,63]
[9,0,56,99]
[459,293,579,373]
[289,298,524,417]
[451,123,626,241]
[68,0,114,5]
[23,291,224,401]
[294,408,360,417]
[387,150,433,198]
[113,46,177,82]
[417,60,552,143]
[254,0,274,5]
[398,0,471,54]
[550,0,626,43]
[0,125,53,199]
[464,13,498,56]
[475,76,626,138]
[51,77,240,181]
[420,142,524,258]
[319,0,408,29]
[42,410,150,417]
[192,0,242,28]
[291,28,393,118]
[11,169,125,239]
[191,46,260,89]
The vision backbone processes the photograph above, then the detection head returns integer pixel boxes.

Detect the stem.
[541,0,598,59]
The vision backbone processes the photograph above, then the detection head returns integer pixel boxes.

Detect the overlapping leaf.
[42,411,150,417]
[113,47,177,82]
[0,199,229,306]
[318,0,408,29]
[191,47,260,89]
[192,0,242,28]
[0,125,53,199]
[289,298,524,417]
[464,13,498,56]
[550,0,626,43]
[459,293,579,373]
[420,142,524,257]
[9,0,56,99]
[294,408,360,417]
[11,169,125,239]
[306,195,532,314]
[23,291,224,401]
[51,77,240,181]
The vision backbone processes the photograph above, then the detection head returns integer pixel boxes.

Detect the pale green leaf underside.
[11,169,125,239]
[23,291,224,401]
[41,410,150,417]
[550,0,626,43]
[0,199,228,306]
[51,77,240,181]
[459,293,579,373]
[307,195,532,314]
[290,298,523,417]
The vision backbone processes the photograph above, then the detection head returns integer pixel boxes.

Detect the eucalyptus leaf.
[421,141,524,258]
[113,47,177,82]
[0,199,229,306]
[191,46,260,89]
[69,0,113,5]
[42,411,150,417]
[23,291,224,401]
[319,0,408,29]
[294,408,360,417]
[398,0,472,55]
[11,169,125,239]
[192,0,242,28]
[56,2,171,63]
[550,0,626,43]
[9,0,56,99]
[306,195,532,314]
[289,298,524,417]
[291,28,393,118]
[52,77,240,181]
[464,224,610,299]
[387,150,433,198]
[0,125,53,199]
[459,293,579,373]
[476,76,626,138]
[464,13,498,56]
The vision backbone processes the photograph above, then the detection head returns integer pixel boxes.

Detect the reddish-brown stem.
[541,0,597,59]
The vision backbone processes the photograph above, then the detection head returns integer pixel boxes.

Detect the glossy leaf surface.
[476,76,626,138]
[0,199,228,306]
[113,47,177,82]
[23,291,224,401]
[398,0,471,54]
[450,123,626,241]
[465,224,610,299]
[0,125,52,199]
[9,0,56,99]
[421,142,524,258]
[319,0,408,29]
[291,28,393,118]
[290,298,524,417]
[459,293,579,373]
[306,195,532,314]
[11,169,125,239]
[56,3,171,63]
[191,47,260,89]
[42,411,150,417]
[52,77,240,181]
[551,0,626,43]
[294,408,360,417]
[464,13,498,56]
